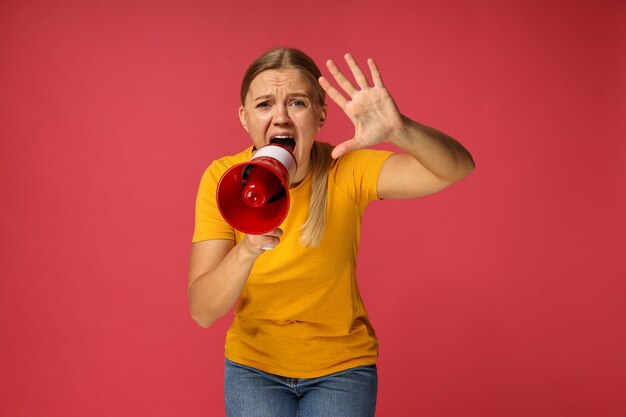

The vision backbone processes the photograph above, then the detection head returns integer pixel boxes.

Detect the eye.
[291,100,306,107]
[256,101,271,108]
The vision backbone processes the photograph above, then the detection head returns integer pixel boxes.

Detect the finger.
[331,139,357,159]
[367,58,385,88]
[319,76,348,110]
[265,228,283,238]
[244,234,278,254]
[345,53,370,90]
[254,235,281,251]
[325,59,357,97]
[246,228,282,250]
[261,228,282,249]
[260,235,280,251]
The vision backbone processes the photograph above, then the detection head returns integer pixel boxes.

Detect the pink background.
[1,0,625,416]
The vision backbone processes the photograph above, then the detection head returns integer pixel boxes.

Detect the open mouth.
[270,136,296,153]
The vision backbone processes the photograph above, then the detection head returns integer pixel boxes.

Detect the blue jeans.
[224,359,378,417]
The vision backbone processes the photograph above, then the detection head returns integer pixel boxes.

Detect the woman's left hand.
[319,53,406,159]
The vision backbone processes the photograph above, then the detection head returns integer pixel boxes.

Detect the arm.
[187,230,282,328]
[319,53,474,199]
[378,116,475,199]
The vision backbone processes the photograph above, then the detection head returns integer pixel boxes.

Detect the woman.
[189,47,474,417]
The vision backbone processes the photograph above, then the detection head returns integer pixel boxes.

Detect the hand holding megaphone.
[216,144,297,239]
[242,227,283,253]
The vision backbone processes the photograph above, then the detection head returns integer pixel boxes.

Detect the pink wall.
[1,0,625,416]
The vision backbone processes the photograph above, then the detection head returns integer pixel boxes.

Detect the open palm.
[319,54,405,159]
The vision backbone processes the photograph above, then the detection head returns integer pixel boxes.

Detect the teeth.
[270,136,296,152]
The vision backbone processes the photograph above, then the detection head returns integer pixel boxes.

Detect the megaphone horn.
[216,144,297,235]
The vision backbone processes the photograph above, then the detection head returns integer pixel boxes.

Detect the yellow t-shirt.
[193,145,392,378]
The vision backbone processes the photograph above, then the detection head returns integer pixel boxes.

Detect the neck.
[291,162,311,186]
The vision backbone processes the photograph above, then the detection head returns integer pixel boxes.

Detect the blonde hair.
[299,141,334,246]
[241,47,333,246]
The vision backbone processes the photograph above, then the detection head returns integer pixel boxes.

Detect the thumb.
[331,139,357,159]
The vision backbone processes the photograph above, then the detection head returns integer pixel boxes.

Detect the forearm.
[188,242,259,328]
[389,115,475,181]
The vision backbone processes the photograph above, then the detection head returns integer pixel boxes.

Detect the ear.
[238,105,248,132]
[318,104,327,129]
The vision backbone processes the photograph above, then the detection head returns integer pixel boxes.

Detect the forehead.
[247,69,315,97]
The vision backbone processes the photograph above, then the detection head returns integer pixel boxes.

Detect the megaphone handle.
[241,164,254,186]
[267,187,286,203]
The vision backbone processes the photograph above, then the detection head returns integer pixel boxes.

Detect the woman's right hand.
[241,228,283,255]
[189,228,282,328]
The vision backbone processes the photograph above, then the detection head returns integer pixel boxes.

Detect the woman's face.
[239,68,327,184]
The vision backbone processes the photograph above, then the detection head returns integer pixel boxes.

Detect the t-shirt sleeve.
[192,161,235,243]
[331,149,393,206]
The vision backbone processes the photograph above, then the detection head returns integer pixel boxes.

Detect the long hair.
[240,48,333,247]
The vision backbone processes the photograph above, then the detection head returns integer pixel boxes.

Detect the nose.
[272,104,292,126]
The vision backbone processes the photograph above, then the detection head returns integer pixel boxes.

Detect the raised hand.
[319,53,405,159]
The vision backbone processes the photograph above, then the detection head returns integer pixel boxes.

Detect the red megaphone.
[216,144,297,234]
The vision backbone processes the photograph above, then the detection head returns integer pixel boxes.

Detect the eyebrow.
[252,92,311,101]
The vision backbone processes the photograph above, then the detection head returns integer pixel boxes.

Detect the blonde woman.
[189,47,474,417]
